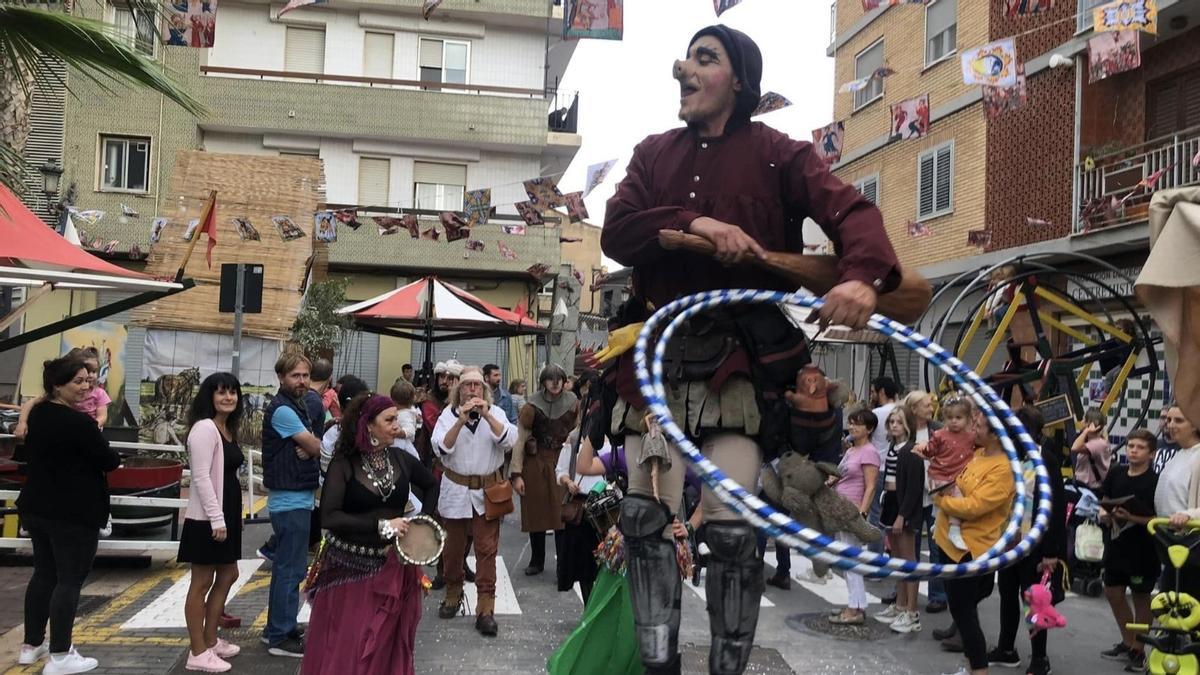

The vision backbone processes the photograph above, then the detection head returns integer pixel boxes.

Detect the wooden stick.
[659,230,932,324]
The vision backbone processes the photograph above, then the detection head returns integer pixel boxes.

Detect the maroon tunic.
[602,122,901,309]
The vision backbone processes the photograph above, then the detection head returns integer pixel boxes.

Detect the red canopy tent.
[0,184,190,352]
[338,276,545,375]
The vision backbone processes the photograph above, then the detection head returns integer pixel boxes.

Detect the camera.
[468,410,481,422]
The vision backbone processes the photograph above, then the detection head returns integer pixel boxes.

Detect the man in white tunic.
[432,367,516,636]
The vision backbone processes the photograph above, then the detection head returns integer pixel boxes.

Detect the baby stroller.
[1127,518,1200,675]
[1065,482,1105,597]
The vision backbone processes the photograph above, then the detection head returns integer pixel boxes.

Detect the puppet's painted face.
[675,35,740,131]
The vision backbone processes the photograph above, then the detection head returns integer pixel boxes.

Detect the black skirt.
[178,438,244,565]
[556,519,600,592]
[879,490,899,529]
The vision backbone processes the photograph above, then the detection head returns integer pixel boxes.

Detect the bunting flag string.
[1087,30,1141,83]
[967,229,992,248]
[714,0,743,16]
[812,121,845,166]
[314,211,337,243]
[272,215,306,242]
[441,212,470,242]
[564,192,589,223]
[907,220,932,238]
[422,0,444,20]
[150,217,168,244]
[583,159,618,198]
[1093,0,1157,34]
[751,92,792,117]
[233,217,261,241]
[464,189,493,227]
[1005,0,1055,16]
[889,94,929,141]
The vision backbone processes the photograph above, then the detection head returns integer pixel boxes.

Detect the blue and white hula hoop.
[634,289,1052,580]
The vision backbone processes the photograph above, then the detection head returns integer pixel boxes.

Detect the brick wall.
[982,0,1080,254]
[832,0,989,155]
[984,66,1076,251]
[989,0,1077,53]
[835,107,987,269]
[1081,26,1200,150]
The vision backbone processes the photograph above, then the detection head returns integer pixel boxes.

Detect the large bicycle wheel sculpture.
[914,253,1160,446]
[634,290,1052,580]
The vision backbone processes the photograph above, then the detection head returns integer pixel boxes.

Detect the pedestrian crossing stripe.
[123,560,272,630]
[461,556,521,615]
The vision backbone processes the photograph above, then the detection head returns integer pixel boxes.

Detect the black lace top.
[320,446,437,546]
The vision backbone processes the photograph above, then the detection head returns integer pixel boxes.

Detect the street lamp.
[39,160,64,216]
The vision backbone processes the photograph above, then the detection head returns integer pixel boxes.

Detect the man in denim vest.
[260,352,323,657]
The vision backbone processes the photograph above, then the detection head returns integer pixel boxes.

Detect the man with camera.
[431,366,517,636]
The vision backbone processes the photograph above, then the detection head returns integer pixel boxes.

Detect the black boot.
[705,521,765,675]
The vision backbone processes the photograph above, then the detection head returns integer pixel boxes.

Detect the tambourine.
[394,514,446,566]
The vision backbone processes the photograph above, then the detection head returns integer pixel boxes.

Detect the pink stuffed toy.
[1024,571,1067,635]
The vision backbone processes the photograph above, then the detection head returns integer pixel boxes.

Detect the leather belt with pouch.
[442,467,514,520]
[663,311,738,385]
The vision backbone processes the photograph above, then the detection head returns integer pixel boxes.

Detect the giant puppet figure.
[600,25,903,675]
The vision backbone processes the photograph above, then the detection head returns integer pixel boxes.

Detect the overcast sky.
[555,0,835,267]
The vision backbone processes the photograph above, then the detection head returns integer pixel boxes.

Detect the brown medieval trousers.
[510,392,579,533]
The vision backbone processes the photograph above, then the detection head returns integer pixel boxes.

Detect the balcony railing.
[200,65,547,98]
[547,89,578,134]
[1074,125,1200,234]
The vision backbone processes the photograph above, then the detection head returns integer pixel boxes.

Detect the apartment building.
[826,0,1198,432]
[16,0,583,397]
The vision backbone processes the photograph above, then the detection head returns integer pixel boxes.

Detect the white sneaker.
[98,516,113,539]
[19,642,48,665]
[874,604,903,623]
[42,647,98,675]
[941,668,970,675]
[890,611,922,634]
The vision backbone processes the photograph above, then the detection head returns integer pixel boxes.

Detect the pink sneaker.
[185,649,231,673]
[212,638,240,659]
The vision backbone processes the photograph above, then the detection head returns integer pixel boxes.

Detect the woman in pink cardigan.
[178,373,246,673]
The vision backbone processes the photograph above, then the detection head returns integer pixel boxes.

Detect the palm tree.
[0,1,205,192]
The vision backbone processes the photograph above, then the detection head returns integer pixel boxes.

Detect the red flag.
[199,193,218,269]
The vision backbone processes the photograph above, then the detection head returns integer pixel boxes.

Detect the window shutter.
[413,162,467,186]
[363,32,394,79]
[285,27,326,73]
[935,145,953,213]
[918,152,936,218]
[857,177,878,205]
[358,157,390,207]
[419,38,443,69]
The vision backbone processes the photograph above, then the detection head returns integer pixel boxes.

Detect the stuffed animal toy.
[783,365,848,463]
[1024,572,1067,635]
[761,451,882,576]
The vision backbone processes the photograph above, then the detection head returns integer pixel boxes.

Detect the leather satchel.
[561,494,586,526]
[663,312,738,384]
[483,479,515,521]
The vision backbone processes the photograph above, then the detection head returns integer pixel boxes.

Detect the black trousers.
[942,548,995,671]
[22,513,100,652]
[997,556,1056,660]
[530,531,563,568]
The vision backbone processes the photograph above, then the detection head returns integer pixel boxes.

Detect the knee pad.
[618,494,682,668]
[704,521,765,675]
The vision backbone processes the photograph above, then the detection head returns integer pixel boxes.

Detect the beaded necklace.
[360,449,396,501]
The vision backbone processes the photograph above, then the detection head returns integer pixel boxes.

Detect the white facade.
[206,2,546,92]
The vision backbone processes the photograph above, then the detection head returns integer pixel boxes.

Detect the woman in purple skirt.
[302,394,437,675]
